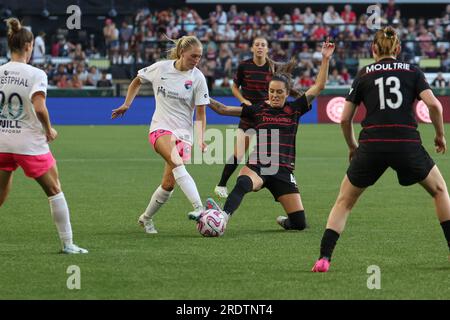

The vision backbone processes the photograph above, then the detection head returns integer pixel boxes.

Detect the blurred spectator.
[341,5,356,24]
[103,19,120,62]
[303,7,316,24]
[32,31,46,61]
[323,6,344,24]
[297,70,314,89]
[85,66,101,86]
[431,72,449,87]
[71,44,86,62]
[385,0,399,24]
[97,72,113,87]
[328,68,344,85]
[57,74,71,88]
[71,74,83,89]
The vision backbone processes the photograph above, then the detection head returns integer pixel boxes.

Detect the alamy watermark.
[66,265,81,290]
[66,5,81,30]
[366,265,381,290]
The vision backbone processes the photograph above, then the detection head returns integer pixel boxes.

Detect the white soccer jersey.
[0,62,49,155]
[138,60,210,144]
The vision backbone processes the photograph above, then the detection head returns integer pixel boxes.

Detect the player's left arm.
[304,39,335,105]
[208,98,243,117]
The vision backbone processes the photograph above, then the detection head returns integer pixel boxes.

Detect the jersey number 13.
[374,76,403,110]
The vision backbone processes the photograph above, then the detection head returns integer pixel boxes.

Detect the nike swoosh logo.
[161,77,169,80]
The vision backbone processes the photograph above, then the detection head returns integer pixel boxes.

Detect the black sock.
[284,211,307,230]
[223,175,253,215]
[319,229,340,261]
[440,220,450,251]
[218,156,239,187]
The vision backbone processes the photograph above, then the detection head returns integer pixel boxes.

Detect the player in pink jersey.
[0,18,87,254]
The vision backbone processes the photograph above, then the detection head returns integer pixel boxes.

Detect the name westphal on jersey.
[347,58,431,152]
[0,61,49,155]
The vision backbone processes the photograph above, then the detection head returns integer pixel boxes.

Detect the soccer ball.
[197,209,227,237]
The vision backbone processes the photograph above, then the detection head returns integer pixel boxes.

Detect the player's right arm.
[231,83,251,106]
[32,92,57,142]
[208,98,243,116]
[111,77,141,119]
[232,63,251,106]
[419,89,446,153]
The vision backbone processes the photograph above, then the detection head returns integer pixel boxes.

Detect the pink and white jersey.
[0,62,48,155]
[137,60,210,144]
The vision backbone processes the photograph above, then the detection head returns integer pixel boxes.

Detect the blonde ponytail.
[166,35,202,60]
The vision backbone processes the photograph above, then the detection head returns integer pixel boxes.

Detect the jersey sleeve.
[233,63,244,87]
[137,61,160,84]
[414,67,431,100]
[29,70,48,100]
[346,73,362,105]
[290,94,312,116]
[194,72,210,106]
[240,104,259,120]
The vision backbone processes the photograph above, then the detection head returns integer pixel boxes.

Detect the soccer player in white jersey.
[112,35,210,234]
[0,18,87,254]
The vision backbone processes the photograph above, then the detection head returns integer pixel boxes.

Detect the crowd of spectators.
[7,1,449,90]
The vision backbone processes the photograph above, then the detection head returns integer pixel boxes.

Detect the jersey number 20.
[374,76,403,110]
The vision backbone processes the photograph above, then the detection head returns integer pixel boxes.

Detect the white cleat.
[188,208,204,221]
[214,186,229,199]
[138,214,158,234]
[62,243,88,254]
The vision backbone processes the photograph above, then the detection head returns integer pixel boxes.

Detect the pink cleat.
[311,258,330,272]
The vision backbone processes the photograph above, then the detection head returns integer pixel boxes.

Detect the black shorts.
[347,146,435,188]
[246,164,299,201]
[238,117,255,131]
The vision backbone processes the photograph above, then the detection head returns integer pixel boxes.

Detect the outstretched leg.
[222,166,263,217]
[154,134,203,219]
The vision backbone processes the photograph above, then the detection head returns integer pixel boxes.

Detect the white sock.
[143,185,173,219]
[172,165,203,210]
[48,192,73,247]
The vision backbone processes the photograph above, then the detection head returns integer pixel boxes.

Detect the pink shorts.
[0,152,56,178]
[149,129,192,162]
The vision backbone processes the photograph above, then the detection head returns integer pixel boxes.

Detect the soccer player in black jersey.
[312,27,450,272]
[208,40,335,231]
[214,37,274,199]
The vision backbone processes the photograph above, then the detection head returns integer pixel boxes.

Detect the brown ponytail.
[5,18,34,54]
[373,26,400,57]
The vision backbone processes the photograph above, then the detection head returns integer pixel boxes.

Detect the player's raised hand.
[322,38,335,59]
[435,135,447,154]
[111,104,130,119]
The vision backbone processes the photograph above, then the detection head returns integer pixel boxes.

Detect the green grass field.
[0,124,449,299]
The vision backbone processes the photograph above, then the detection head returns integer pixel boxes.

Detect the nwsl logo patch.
[184,80,193,90]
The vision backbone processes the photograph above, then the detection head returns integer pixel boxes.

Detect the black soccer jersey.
[346,58,431,152]
[241,94,312,171]
[234,58,272,104]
